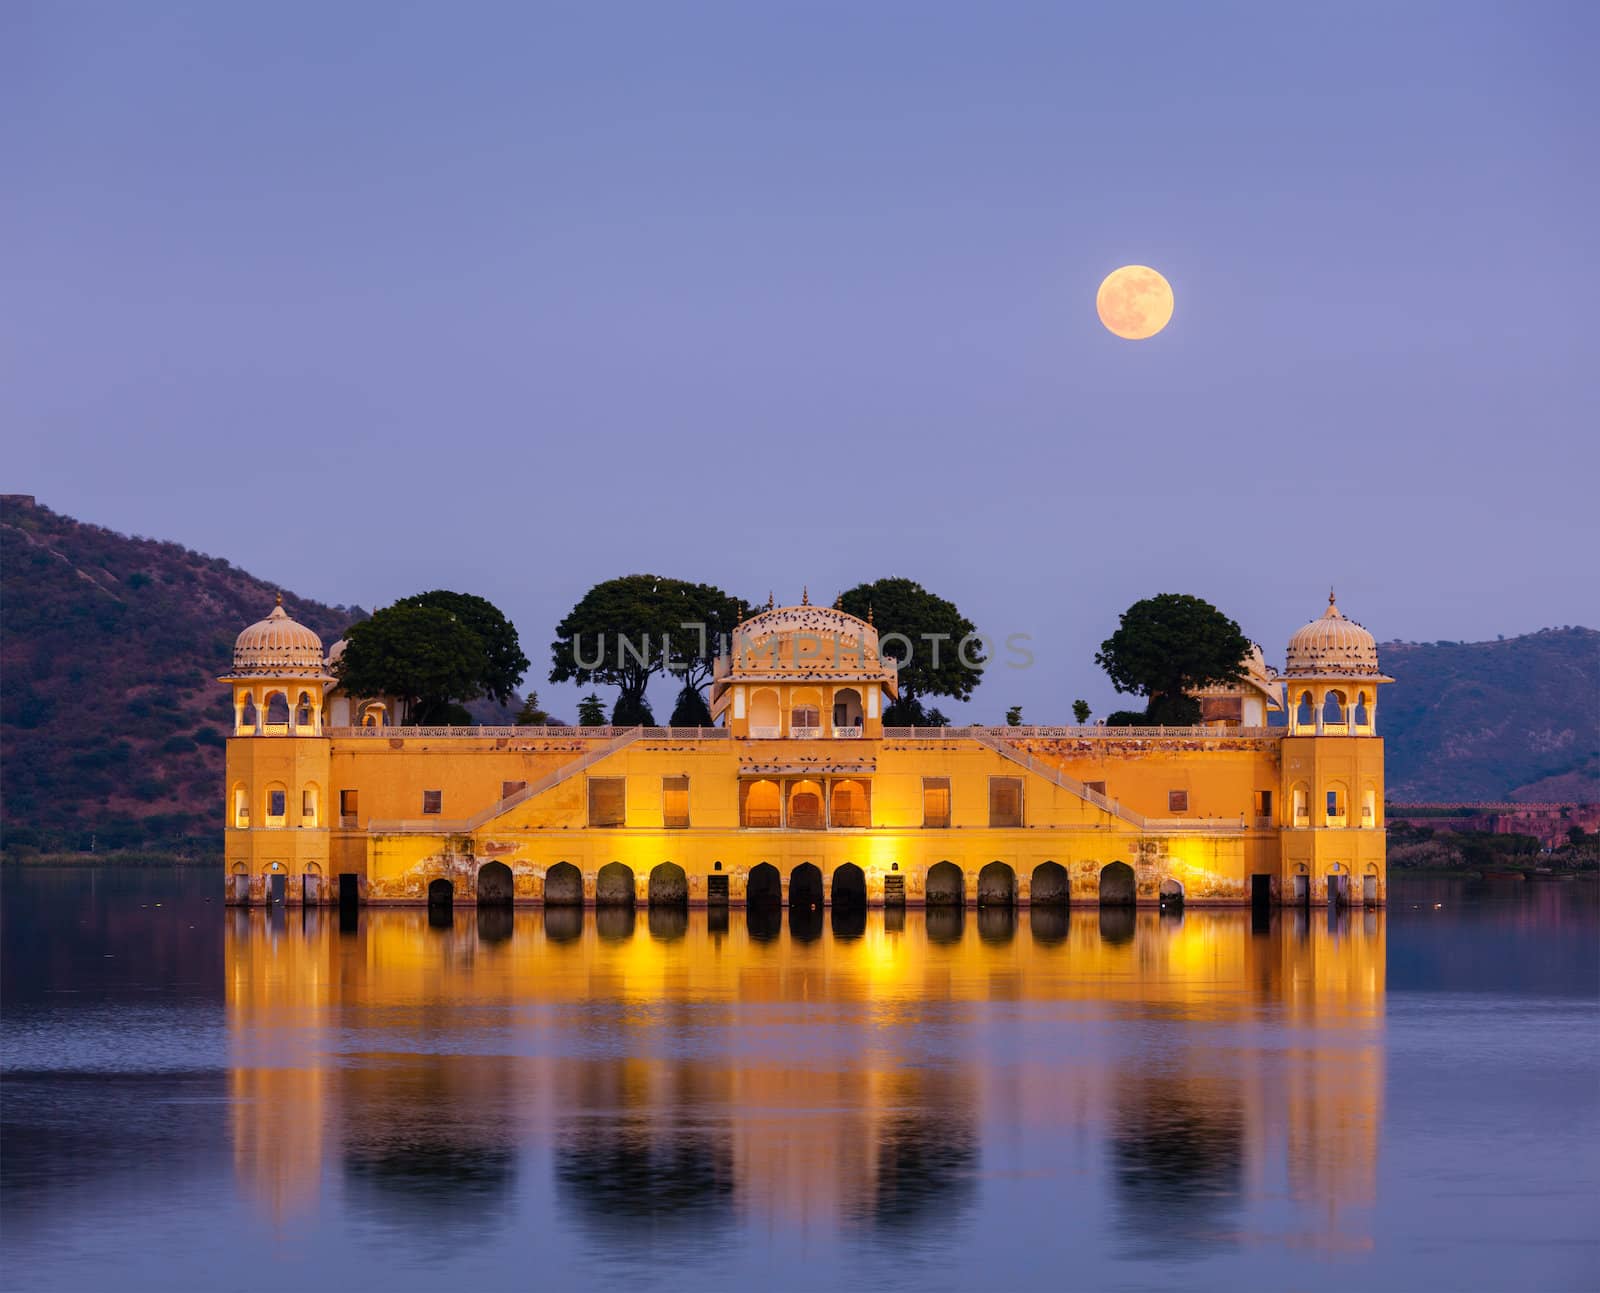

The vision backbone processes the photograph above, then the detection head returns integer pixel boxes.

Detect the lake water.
[2,867,1596,1292]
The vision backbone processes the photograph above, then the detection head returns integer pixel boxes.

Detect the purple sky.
[4,3,1596,721]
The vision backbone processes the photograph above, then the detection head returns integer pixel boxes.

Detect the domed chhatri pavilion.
[221,593,1390,911]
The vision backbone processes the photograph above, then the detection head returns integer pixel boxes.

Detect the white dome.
[231,597,327,677]
[1285,594,1382,678]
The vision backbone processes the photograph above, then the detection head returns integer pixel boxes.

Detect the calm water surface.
[3,867,1597,1291]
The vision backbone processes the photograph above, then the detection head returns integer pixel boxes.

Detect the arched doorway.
[831,862,866,910]
[543,861,583,907]
[648,861,688,908]
[1158,878,1184,910]
[1030,861,1068,906]
[746,862,781,908]
[427,878,453,916]
[977,861,1015,907]
[301,862,322,905]
[1099,861,1136,907]
[925,860,965,907]
[596,861,636,907]
[789,862,823,910]
[477,860,513,906]
[787,781,824,830]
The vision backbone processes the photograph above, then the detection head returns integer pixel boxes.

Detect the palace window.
[1325,784,1348,828]
[663,775,690,829]
[1168,790,1189,814]
[266,787,287,827]
[831,779,869,828]
[1292,784,1310,827]
[989,777,1023,828]
[1362,786,1377,826]
[301,785,319,826]
[422,790,442,815]
[1255,789,1273,818]
[742,779,781,828]
[922,777,951,829]
[340,789,358,826]
[589,777,626,828]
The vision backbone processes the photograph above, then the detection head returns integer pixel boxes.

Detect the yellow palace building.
[221,592,1391,910]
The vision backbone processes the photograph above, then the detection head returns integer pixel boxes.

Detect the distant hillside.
[1,496,364,852]
[1378,630,1599,802]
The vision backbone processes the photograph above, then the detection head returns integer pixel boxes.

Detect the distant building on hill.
[1385,803,1600,851]
[220,592,1393,911]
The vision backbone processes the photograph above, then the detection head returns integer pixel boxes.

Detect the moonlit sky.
[4,2,1596,721]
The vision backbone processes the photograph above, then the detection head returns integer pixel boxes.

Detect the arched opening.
[477,860,514,906]
[749,689,780,737]
[1295,691,1314,731]
[743,778,781,828]
[1353,691,1371,729]
[1159,878,1184,910]
[230,861,249,904]
[831,862,866,910]
[1363,864,1380,907]
[427,878,454,910]
[1323,690,1347,726]
[295,690,314,730]
[789,687,822,736]
[238,693,257,734]
[263,781,288,828]
[789,862,823,910]
[787,780,824,830]
[1098,861,1136,907]
[360,702,388,729]
[832,687,863,732]
[595,861,636,907]
[302,861,322,905]
[1030,904,1068,946]
[231,782,250,829]
[596,906,635,942]
[746,862,781,909]
[648,861,688,908]
[300,782,320,827]
[543,861,583,907]
[264,691,290,733]
[925,860,965,907]
[1361,784,1377,828]
[1030,861,1069,907]
[977,861,1016,907]
[1291,782,1311,827]
[1325,781,1349,828]
[830,779,868,828]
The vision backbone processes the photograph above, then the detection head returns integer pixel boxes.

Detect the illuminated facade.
[222,592,1391,908]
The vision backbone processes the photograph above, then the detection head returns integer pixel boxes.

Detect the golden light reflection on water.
[227,905,1383,1251]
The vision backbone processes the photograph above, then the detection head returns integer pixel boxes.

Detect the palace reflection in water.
[226,903,1384,1255]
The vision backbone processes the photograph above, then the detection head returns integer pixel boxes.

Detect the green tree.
[1005,705,1023,727]
[611,693,656,726]
[1094,594,1249,726]
[1072,698,1092,724]
[926,707,951,727]
[515,691,552,725]
[838,578,984,714]
[551,575,742,723]
[334,604,489,724]
[393,590,528,705]
[669,682,713,727]
[576,693,607,727]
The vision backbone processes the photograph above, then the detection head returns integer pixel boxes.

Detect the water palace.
[221,592,1391,910]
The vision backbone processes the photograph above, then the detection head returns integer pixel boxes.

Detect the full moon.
[1096,265,1174,340]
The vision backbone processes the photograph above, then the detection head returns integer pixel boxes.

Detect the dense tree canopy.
[393,590,529,706]
[1094,593,1248,726]
[334,604,490,725]
[550,575,743,722]
[838,578,983,718]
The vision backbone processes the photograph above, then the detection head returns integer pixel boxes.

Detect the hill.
[1377,630,1599,802]
[1,496,365,853]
